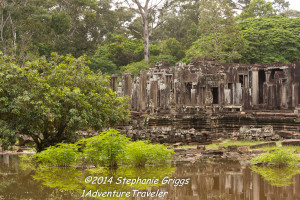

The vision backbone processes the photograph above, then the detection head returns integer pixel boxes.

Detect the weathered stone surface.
[249,149,264,154]
[112,60,300,144]
[277,130,300,139]
[249,142,276,149]
[282,139,300,146]
[235,125,275,140]
[228,145,238,152]
[237,146,248,153]
[197,145,206,151]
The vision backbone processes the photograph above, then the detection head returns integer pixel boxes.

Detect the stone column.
[123,73,132,96]
[281,83,287,109]
[138,71,147,111]
[292,83,299,108]
[191,89,196,105]
[252,70,259,105]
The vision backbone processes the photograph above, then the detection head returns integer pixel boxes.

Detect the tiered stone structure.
[111,59,300,144]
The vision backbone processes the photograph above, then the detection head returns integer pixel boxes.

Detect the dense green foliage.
[80,129,131,168]
[26,129,174,168]
[122,140,174,167]
[32,143,79,167]
[0,54,129,151]
[0,0,299,151]
[0,0,297,77]
[250,149,300,167]
[239,16,300,63]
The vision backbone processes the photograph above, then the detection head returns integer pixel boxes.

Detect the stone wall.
[111,60,300,143]
[111,60,300,112]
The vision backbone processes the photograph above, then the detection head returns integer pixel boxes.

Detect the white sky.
[287,0,300,11]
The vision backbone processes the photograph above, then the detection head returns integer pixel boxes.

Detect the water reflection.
[0,155,300,200]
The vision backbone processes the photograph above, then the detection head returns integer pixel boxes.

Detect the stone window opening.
[270,68,283,80]
[239,74,248,88]
[212,87,219,104]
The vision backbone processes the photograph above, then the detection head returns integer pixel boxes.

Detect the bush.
[32,143,79,167]
[250,149,300,167]
[26,129,174,169]
[122,140,174,167]
[0,53,129,152]
[79,129,130,168]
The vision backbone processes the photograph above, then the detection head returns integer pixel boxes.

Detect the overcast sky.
[287,0,300,11]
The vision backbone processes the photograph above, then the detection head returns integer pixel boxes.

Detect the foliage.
[239,16,300,63]
[150,55,177,66]
[32,143,79,167]
[160,38,185,61]
[0,53,129,151]
[0,120,17,151]
[184,0,247,63]
[120,60,150,76]
[250,166,300,187]
[89,34,161,74]
[79,129,130,168]
[250,149,300,167]
[122,140,174,167]
[239,0,275,19]
[88,45,118,74]
[25,129,173,168]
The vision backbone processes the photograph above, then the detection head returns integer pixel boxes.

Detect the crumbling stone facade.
[111,60,300,143]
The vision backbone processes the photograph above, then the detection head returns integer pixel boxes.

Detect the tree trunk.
[143,20,150,63]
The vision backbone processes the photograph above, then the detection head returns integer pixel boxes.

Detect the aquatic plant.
[31,143,79,167]
[79,129,130,168]
[122,140,174,167]
[25,129,173,168]
[250,149,300,167]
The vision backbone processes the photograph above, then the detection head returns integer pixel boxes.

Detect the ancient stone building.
[111,60,300,112]
[111,60,300,143]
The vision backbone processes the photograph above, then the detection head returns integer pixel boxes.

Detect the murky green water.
[0,155,300,200]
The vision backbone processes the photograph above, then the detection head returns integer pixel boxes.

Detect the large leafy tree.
[0,53,129,151]
[123,0,169,63]
[239,16,300,63]
[184,0,246,63]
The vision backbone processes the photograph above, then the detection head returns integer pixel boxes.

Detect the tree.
[124,0,168,63]
[0,53,129,151]
[280,9,300,18]
[239,0,275,19]
[160,38,185,61]
[184,0,246,63]
[239,16,300,63]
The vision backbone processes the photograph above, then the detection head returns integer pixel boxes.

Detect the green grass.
[256,144,300,152]
[205,139,263,149]
[204,140,300,153]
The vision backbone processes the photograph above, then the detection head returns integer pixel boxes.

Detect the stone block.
[249,142,276,149]
[282,139,300,146]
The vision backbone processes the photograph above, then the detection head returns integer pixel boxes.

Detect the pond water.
[0,155,300,200]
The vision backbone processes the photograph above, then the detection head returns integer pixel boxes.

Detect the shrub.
[25,129,174,169]
[250,149,300,167]
[33,143,79,167]
[79,129,130,168]
[122,140,174,167]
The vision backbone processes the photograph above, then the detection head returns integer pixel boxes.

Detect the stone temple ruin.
[111,59,300,144]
